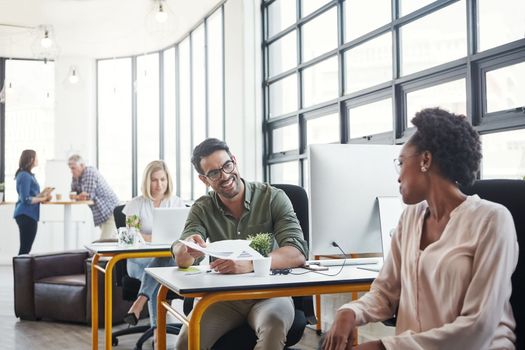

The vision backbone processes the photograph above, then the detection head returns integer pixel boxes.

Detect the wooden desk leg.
[104,258,117,350]
[316,294,322,335]
[91,254,100,350]
[157,285,169,350]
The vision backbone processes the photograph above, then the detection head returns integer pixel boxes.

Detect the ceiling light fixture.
[155,2,168,23]
[41,29,52,48]
[68,66,79,84]
[32,25,60,61]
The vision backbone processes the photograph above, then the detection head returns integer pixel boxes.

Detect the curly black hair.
[191,138,232,175]
[409,107,481,186]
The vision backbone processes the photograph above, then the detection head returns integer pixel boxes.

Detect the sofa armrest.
[13,254,36,320]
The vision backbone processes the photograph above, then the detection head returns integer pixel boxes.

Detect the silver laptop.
[360,196,405,272]
[151,207,191,244]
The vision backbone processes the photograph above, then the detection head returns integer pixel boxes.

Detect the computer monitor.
[308,144,402,257]
[377,196,406,261]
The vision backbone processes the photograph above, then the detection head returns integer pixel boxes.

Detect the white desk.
[44,200,93,249]
[146,265,378,350]
[85,243,173,350]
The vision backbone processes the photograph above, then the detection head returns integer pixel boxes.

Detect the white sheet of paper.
[178,239,263,260]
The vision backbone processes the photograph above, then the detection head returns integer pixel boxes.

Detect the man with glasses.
[172,137,308,350]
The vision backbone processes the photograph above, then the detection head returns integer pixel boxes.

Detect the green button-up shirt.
[180,180,308,258]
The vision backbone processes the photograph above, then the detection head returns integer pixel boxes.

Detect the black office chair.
[111,205,182,349]
[207,183,316,350]
[461,179,525,349]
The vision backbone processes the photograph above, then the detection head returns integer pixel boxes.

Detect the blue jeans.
[127,257,176,326]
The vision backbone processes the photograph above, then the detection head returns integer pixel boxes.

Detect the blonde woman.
[122,160,184,327]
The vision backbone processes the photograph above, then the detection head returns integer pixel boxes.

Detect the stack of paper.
[178,239,264,260]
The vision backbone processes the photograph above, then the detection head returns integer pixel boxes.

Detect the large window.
[97,6,224,200]
[97,58,132,200]
[263,0,525,184]
[1,59,55,201]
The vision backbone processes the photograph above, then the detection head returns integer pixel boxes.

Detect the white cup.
[117,227,136,246]
[252,256,272,277]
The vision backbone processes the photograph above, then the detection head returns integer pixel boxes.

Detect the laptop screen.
[152,207,191,244]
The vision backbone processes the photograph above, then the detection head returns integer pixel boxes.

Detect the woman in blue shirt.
[13,150,52,255]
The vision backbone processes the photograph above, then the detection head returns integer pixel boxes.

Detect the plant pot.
[252,256,272,277]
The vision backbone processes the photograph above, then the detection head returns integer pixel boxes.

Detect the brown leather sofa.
[13,249,130,326]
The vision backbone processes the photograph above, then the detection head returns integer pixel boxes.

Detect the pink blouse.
[341,195,518,349]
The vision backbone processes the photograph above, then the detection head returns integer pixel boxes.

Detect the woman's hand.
[322,309,357,350]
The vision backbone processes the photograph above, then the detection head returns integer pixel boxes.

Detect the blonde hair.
[141,160,173,200]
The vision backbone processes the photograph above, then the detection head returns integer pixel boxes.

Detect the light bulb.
[155,3,168,23]
[69,68,79,84]
[41,30,52,48]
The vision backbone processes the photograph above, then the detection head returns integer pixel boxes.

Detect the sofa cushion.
[38,274,85,286]
[35,277,86,323]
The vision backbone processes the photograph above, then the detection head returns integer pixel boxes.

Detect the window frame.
[262,0,525,186]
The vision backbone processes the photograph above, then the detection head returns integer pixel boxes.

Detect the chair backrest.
[461,179,525,349]
[113,204,130,291]
[114,204,126,229]
[271,183,316,325]
[272,184,309,244]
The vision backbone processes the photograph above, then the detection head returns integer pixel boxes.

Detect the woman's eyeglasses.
[393,153,420,174]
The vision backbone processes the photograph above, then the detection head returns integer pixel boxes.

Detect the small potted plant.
[126,214,141,231]
[118,215,141,246]
[248,233,273,276]
[0,182,4,202]
[248,232,272,257]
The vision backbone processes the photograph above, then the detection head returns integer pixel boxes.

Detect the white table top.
[146,264,378,295]
[44,200,94,205]
[85,242,172,254]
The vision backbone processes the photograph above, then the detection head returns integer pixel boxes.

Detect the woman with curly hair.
[322,108,518,350]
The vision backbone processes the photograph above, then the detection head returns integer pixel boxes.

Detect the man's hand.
[173,234,206,268]
[322,309,357,350]
[77,192,89,200]
[210,259,253,274]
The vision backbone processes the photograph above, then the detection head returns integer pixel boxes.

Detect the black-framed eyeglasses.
[204,160,236,181]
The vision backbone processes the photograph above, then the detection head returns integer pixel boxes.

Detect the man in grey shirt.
[173,138,307,349]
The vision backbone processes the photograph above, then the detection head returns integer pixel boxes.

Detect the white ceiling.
[0,0,221,59]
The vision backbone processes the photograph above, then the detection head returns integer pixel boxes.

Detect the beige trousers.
[175,297,295,350]
[98,215,117,239]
